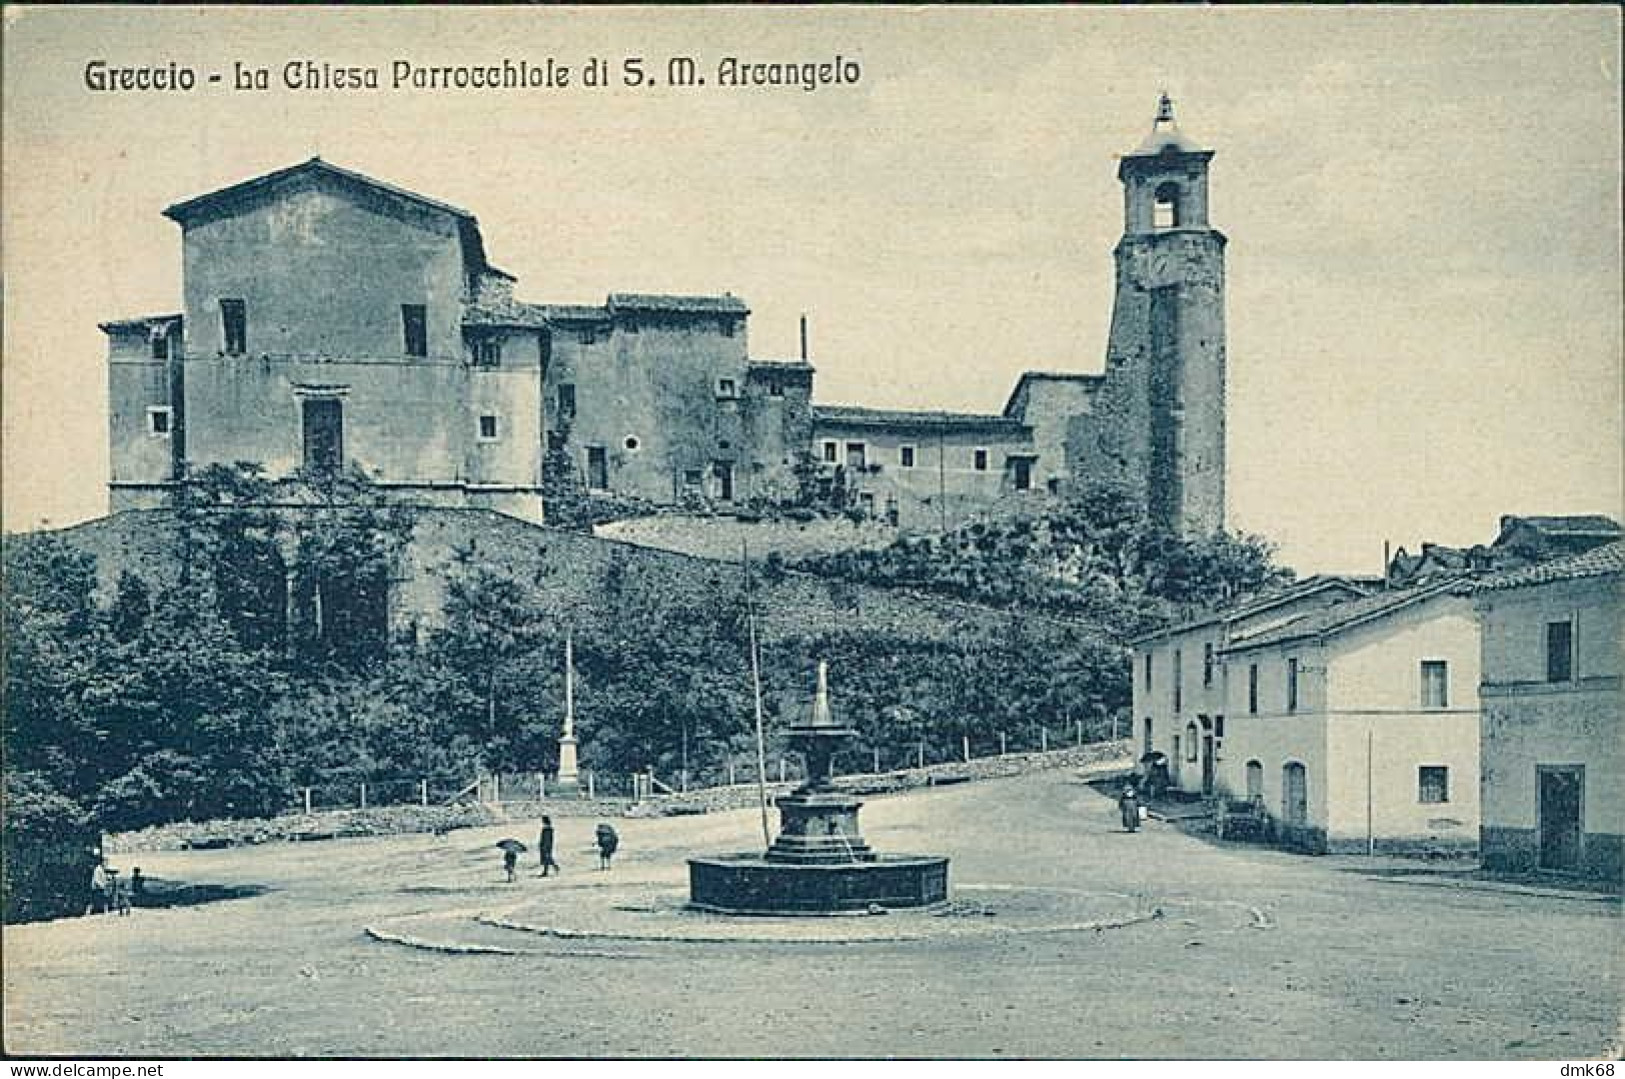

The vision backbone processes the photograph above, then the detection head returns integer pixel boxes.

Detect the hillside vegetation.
[3,471,1287,845]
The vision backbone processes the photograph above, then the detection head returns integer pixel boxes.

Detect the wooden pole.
[420,779,428,806]
[917,741,925,770]
[538,773,546,800]
[1076,719,1083,746]
[873,746,881,774]
[1000,731,1007,756]
[359,782,367,810]
[962,735,970,763]
[1041,728,1049,753]
[1366,728,1375,857]
[586,771,595,800]
[303,787,312,815]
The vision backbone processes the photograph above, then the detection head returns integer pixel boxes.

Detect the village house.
[1215,581,1483,854]
[1386,514,1622,588]
[1130,575,1378,797]
[1474,540,1622,880]
[103,96,1228,537]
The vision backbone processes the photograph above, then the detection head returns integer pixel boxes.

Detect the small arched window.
[1185,722,1199,762]
[1245,760,1264,801]
[1153,182,1181,229]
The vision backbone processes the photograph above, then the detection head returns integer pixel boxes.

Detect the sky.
[3,6,1619,574]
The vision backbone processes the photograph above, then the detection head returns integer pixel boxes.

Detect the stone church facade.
[105,97,1226,535]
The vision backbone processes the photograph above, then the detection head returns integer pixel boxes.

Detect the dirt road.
[4,769,1619,1058]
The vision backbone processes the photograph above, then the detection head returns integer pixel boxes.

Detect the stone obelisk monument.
[554,634,581,795]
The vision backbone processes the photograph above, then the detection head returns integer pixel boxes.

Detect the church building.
[104,97,1227,536]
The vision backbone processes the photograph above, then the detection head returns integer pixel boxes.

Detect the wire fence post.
[1042,728,1049,753]
[359,782,367,810]
[1076,720,1083,746]
[873,746,881,774]
[729,759,737,786]
[1000,731,1007,756]
[778,757,787,784]
[302,787,312,816]
[917,741,925,770]
[962,735,970,763]
[538,773,546,800]
[420,779,429,806]
[586,771,595,800]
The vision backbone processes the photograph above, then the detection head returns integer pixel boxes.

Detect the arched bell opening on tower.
[1153,181,1183,230]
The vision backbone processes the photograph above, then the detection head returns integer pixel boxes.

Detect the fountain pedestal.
[689,661,948,915]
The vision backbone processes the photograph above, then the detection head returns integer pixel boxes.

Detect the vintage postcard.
[2,5,1619,1068]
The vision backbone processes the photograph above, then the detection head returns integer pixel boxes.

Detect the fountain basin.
[688,853,949,915]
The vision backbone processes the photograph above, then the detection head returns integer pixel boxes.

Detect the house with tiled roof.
[1212,578,1484,854]
[1474,540,1623,879]
[1129,575,1380,798]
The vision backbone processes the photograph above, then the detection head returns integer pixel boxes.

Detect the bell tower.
[1094,94,1227,535]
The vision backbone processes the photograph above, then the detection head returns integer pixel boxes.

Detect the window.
[301,397,343,475]
[767,379,784,398]
[1247,663,1259,714]
[472,338,501,367]
[973,448,989,472]
[150,333,168,361]
[900,445,916,469]
[1245,760,1264,801]
[146,406,172,437]
[1546,620,1574,683]
[586,446,608,490]
[557,384,576,418]
[624,436,640,451]
[683,469,703,487]
[580,327,596,346]
[1144,652,1153,691]
[401,304,427,357]
[1203,642,1215,687]
[220,298,247,355]
[623,318,639,335]
[1172,649,1182,713]
[822,441,837,463]
[845,442,867,469]
[1142,717,1154,756]
[1418,766,1449,804]
[477,414,499,441]
[1185,723,1198,762]
[721,318,736,338]
[717,378,738,399]
[1213,715,1225,739]
[1286,657,1299,713]
[1420,660,1449,709]
[1047,477,1061,495]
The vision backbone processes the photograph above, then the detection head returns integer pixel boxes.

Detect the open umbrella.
[495,838,527,854]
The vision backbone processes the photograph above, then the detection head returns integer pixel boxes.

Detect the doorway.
[1538,765,1584,872]
[1201,731,1215,796]
[712,461,734,502]
[1282,762,1308,827]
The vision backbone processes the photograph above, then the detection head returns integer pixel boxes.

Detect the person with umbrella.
[496,838,527,883]
[595,823,618,870]
[537,816,559,877]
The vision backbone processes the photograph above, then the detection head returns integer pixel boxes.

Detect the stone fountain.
[688,661,949,914]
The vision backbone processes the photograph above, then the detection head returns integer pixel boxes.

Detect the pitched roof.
[1474,540,1625,593]
[462,300,608,329]
[812,404,1031,434]
[607,293,748,316]
[1128,575,1377,645]
[1223,578,1472,654]
[161,158,497,278]
[99,313,182,334]
[163,157,474,225]
[1499,514,1622,538]
[1002,370,1106,418]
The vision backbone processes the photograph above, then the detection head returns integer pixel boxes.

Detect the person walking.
[86,858,110,915]
[595,823,619,870]
[110,869,132,916]
[502,846,519,883]
[130,867,147,907]
[1118,782,1141,833]
[538,816,559,877]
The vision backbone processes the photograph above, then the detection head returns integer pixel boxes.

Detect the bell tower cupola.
[1119,93,1215,234]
